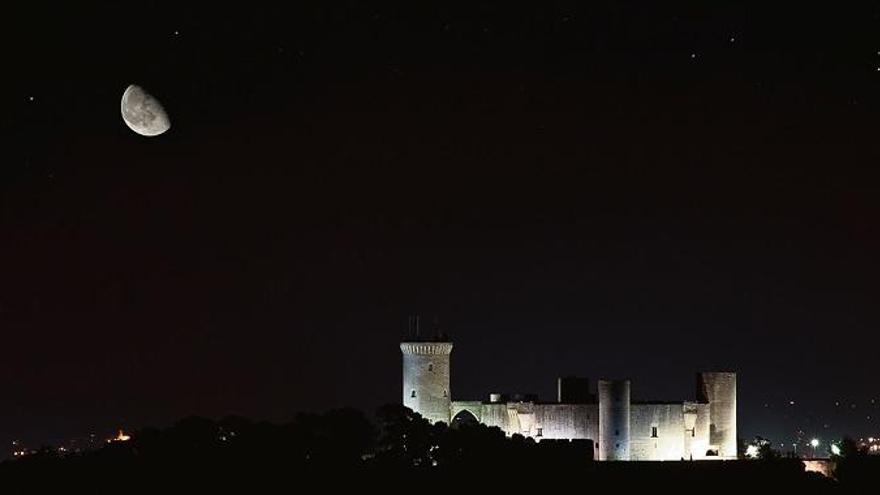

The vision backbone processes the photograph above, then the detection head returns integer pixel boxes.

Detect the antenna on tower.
[433,314,441,339]
[406,314,422,339]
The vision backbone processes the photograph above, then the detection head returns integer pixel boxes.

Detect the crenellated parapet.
[400,342,453,355]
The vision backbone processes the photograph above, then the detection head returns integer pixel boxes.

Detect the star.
[27,96,35,102]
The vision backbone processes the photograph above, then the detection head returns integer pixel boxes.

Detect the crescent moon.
[121,84,170,137]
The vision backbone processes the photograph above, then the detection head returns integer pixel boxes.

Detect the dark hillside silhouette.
[0,405,869,493]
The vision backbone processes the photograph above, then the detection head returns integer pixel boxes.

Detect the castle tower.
[598,379,631,461]
[697,372,737,459]
[400,341,453,424]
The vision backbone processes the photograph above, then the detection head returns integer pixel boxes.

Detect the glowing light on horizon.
[108,429,131,443]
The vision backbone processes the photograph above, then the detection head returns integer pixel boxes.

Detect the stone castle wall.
[697,372,737,459]
[403,340,734,462]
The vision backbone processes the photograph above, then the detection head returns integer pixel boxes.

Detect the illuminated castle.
[401,338,736,461]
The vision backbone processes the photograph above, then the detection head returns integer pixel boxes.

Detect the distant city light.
[745,444,759,458]
[108,429,131,443]
[831,444,841,456]
[810,438,820,448]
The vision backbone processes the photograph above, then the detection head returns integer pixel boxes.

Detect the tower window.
[651,426,658,438]
[428,364,433,372]
[411,390,416,398]
[615,429,619,436]
[536,427,543,437]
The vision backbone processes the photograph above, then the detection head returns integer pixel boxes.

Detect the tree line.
[0,404,873,493]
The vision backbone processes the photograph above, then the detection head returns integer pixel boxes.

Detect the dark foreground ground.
[1,408,874,493]
[4,456,874,494]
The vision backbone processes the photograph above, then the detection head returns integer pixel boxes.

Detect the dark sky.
[3,1,880,454]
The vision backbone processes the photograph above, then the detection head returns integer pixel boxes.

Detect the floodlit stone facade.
[401,342,453,425]
[401,340,737,461]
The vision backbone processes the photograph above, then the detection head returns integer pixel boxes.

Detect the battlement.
[400,342,454,355]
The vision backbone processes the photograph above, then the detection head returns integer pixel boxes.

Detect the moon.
[121,84,170,137]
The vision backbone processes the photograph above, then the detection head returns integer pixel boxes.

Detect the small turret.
[598,379,631,460]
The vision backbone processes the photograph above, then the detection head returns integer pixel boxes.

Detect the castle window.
[615,429,619,436]
[443,390,448,398]
[651,426,658,438]
[411,390,416,398]
[428,364,433,372]
[536,427,543,437]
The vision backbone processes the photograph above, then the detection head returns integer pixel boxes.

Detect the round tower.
[400,341,453,424]
[697,372,737,459]
[598,379,631,461]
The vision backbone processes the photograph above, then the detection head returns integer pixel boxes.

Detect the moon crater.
[121,84,170,137]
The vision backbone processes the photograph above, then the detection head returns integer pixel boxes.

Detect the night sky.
[4,2,880,455]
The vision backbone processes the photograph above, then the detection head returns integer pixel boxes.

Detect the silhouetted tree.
[0,404,863,493]
[289,408,375,466]
[374,404,438,467]
[756,437,780,460]
[742,436,779,460]
[833,436,874,487]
